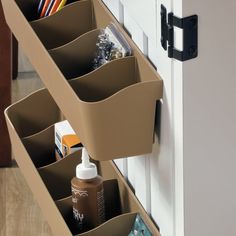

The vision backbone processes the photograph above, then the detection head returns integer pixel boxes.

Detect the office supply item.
[93,23,132,69]
[37,0,45,16]
[49,0,62,15]
[128,214,152,236]
[55,120,82,160]
[40,0,51,18]
[45,0,55,17]
[57,0,67,11]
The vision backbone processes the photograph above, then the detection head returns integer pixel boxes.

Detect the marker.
[40,0,51,18]
[57,0,67,11]
[49,0,62,15]
[37,0,45,17]
[45,0,55,17]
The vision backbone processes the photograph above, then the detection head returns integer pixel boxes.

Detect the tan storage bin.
[4,89,160,235]
[2,0,163,160]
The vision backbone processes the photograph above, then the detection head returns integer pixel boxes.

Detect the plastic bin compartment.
[5,88,61,138]
[22,124,82,200]
[10,0,95,49]
[70,56,161,161]
[22,124,82,169]
[49,29,101,78]
[38,151,81,200]
[55,179,136,236]
[22,126,56,168]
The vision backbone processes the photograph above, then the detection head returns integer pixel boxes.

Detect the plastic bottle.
[71,148,105,232]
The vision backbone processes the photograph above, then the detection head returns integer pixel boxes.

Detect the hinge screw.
[190,18,197,29]
[189,46,197,56]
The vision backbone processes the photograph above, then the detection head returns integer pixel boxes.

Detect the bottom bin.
[5,89,160,236]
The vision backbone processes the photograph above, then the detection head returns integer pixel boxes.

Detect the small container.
[71,148,105,232]
[54,120,82,160]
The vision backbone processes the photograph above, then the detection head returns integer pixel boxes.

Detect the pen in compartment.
[38,0,71,18]
[49,0,62,15]
[40,0,51,18]
[57,0,67,11]
[45,0,55,17]
[37,0,45,17]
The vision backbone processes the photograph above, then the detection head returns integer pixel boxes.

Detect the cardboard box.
[55,120,82,160]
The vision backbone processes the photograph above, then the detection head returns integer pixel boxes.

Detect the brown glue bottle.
[71,148,105,232]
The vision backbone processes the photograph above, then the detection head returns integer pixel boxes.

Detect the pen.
[40,0,51,18]
[37,0,45,17]
[57,0,67,11]
[45,0,55,17]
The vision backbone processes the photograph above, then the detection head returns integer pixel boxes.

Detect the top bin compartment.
[2,0,163,160]
[14,0,95,49]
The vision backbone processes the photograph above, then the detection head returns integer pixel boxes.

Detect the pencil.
[40,0,51,18]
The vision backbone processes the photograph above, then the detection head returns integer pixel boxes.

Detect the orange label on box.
[62,134,82,156]
[55,120,83,159]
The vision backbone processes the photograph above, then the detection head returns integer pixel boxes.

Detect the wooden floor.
[0,72,53,236]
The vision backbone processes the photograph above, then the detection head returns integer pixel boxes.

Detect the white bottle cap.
[76,148,97,180]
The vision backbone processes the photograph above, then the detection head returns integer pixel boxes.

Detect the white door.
[180,0,236,235]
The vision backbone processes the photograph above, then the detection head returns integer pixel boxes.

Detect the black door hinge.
[161,4,198,61]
